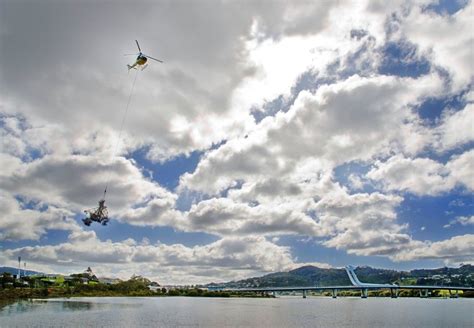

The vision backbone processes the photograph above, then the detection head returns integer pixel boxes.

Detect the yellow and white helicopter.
[125,40,163,70]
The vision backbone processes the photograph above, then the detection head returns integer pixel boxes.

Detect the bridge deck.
[226,285,474,292]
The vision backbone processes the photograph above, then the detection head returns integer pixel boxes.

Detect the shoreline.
[0,287,273,309]
[2,287,471,310]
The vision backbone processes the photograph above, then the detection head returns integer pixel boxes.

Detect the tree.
[0,273,14,288]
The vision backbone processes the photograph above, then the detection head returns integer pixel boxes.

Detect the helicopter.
[125,40,163,70]
[83,199,109,226]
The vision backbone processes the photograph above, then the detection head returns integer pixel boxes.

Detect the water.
[1,297,473,328]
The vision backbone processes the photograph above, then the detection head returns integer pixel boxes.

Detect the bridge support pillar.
[449,290,459,298]
[302,290,307,298]
[419,289,429,298]
[390,288,398,298]
[361,288,368,298]
[332,289,338,298]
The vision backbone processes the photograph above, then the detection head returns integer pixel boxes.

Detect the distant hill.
[0,266,42,276]
[212,265,474,288]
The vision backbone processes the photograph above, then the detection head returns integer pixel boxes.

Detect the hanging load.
[83,199,109,226]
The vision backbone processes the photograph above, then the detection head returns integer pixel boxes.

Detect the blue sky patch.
[128,147,202,191]
[397,193,474,242]
[1,229,71,250]
[93,221,219,247]
[424,0,468,15]
[417,89,468,125]
[379,41,430,78]
[333,161,376,194]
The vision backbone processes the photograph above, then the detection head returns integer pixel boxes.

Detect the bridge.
[225,266,474,298]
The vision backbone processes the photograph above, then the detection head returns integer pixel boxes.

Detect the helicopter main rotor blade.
[123,53,138,56]
[143,54,164,63]
[135,40,142,52]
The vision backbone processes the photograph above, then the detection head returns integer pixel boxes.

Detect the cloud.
[446,149,474,191]
[1,155,170,209]
[0,191,77,241]
[314,192,417,256]
[181,74,443,194]
[399,1,473,92]
[444,215,474,228]
[367,150,474,196]
[3,232,305,284]
[435,103,474,151]
[0,1,353,161]
[393,234,474,265]
[184,197,321,236]
[367,155,451,195]
[2,1,451,162]
[348,173,366,190]
[1,1,255,160]
[0,114,139,160]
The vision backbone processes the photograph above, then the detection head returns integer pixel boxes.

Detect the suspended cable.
[102,69,140,200]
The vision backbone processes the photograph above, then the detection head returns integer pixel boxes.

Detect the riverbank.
[0,287,273,308]
[2,287,471,308]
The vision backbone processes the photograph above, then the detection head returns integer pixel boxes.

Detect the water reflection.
[61,300,96,311]
[1,300,35,316]
[0,298,131,316]
[0,297,472,328]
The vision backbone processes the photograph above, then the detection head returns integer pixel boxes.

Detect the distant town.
[1,263,473,306]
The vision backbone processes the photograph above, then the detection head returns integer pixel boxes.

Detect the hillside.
[213,265,474,288]
[0,267,42,277]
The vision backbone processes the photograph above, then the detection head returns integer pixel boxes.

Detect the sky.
[0,0,473,285]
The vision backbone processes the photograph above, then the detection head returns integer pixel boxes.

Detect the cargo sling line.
[102,69,139,201]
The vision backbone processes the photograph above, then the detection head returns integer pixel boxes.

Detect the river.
[1,296,472,327]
